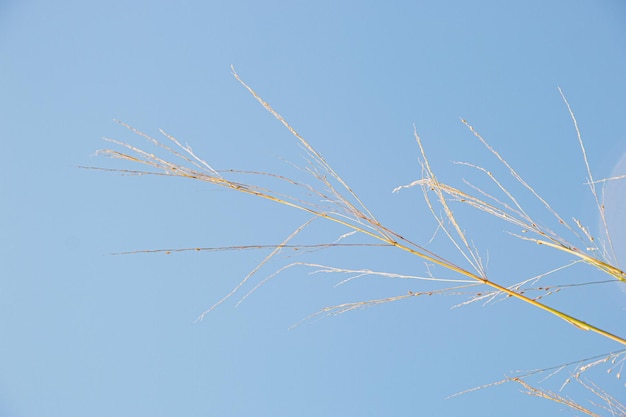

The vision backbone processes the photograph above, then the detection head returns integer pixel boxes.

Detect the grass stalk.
[94,70,626,350]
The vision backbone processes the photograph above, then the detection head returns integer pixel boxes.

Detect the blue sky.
[2,1,626,416]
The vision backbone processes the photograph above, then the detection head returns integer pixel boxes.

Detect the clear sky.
[2,1,626,416]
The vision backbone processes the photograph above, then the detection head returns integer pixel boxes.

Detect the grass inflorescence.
[92,67,626,414]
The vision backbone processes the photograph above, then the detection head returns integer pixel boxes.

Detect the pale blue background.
[2,1,625,416]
